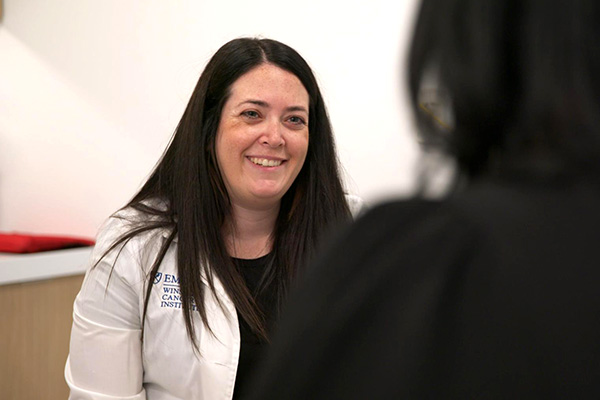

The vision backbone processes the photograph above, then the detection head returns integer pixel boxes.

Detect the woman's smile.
[247,156,285,168]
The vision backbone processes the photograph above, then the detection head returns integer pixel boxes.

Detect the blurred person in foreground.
[246,0,600,398]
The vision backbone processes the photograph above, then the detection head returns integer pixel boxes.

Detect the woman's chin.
[248,184,288,201]
[228,191,285,211]
[250,191,284,206]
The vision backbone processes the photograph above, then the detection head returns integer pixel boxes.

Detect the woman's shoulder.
[349,178,585,254]
[334,196,485,265]
[352,197,450,231]
[93,200,175,265]
[355,179,541,234]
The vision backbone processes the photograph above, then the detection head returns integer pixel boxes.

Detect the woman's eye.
[287,116,307,125]
[242,110,260,119]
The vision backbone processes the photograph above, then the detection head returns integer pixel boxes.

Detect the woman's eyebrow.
[237,100,308,114]
[237,99,269,108]
[286,106,308,114]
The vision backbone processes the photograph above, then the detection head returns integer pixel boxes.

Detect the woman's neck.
[224,203,279,260]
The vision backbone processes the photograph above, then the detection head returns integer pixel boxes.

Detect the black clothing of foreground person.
[249,174,600,398]
[247,0,600,398]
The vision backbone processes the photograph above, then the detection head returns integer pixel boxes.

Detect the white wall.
[0,0,421,238]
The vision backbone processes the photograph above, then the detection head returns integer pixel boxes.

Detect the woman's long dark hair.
[408,0,600,179]
[100,38,351,347]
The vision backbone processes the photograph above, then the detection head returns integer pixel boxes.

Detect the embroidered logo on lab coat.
[153,273,197,311]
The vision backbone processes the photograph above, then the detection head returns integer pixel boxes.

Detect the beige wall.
[0,274,84,400]
[0,0,422,238]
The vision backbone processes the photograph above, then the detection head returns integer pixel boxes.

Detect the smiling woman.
[64,37,361,400]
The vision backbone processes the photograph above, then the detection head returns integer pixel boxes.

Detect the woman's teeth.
[249,157,282,167]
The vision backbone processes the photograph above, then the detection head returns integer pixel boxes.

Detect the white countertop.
[0,247,92,285]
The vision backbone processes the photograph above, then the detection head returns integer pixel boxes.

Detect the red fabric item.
[0,233,95,254]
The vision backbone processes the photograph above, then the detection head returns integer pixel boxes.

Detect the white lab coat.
[65,195,364,399]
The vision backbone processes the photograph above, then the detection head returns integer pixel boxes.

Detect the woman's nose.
[260,120,285,147]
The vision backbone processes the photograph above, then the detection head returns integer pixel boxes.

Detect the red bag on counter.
[0,233,95,253]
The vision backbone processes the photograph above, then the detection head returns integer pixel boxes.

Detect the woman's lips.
[248,157,284,167]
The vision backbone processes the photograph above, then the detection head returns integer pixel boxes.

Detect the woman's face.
[215,63,310,211]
